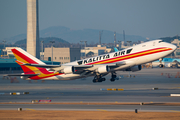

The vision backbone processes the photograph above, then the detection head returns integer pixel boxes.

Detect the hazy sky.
[0,0,180,41]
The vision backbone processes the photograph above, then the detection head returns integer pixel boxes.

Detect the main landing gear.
[92,72,118,83]
[110,72,116,82]
[93,74,106,83]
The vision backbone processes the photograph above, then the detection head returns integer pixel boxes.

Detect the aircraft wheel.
[93,79,97,83]
[110,78,115,82]
[102,78,106,81]
[98,79,102,82]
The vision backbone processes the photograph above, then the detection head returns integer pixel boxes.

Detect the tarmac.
[0,68,180,111]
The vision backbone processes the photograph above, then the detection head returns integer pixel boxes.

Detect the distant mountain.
[4,26,147,44]
[14,37,70,45]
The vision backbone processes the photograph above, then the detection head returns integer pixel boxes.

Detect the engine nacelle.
[96,65,110,73]
[164,63,172,68]
[159,64,164,68]
[126,65,142,72]
[61,66,75,74]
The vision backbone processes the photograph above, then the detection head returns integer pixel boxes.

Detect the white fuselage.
[42,40,177,80]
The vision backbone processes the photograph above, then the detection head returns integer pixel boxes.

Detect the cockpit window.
[126,48,133,54]
[158,40,163,43]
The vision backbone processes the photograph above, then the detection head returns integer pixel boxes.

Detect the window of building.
[59,57,63,60]
[48,57,51,61]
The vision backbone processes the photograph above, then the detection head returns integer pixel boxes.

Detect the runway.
[1,103,180,112]
[0,68,180,111]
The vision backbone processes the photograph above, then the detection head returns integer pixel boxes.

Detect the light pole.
[41,41,44,60]
[3,40,6,57]
[80,41,87,58]
[80,41,83,59]
[114,31,116,47]
[84,41,87,58]
[50,41,55,65]
[118,41,121,50]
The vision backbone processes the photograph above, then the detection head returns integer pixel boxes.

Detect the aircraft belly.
[42,74,81,80]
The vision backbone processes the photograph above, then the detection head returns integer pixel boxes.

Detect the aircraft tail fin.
[11,48,46,74]
[114,47,119,52]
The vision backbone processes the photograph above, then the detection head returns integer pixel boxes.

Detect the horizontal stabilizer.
[3,74,39,77]
[23,63,61,68]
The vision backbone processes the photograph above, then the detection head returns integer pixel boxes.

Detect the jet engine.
[96,65,110,73]
[61,66,75,74]
[159,64,164,68]
[164,63,172,68]
[126,65,142,72]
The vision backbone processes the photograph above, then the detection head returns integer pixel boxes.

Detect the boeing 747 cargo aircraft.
[7,40,176,82]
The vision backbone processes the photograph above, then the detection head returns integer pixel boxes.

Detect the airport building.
[81,45,111,58]
[44,47,81,64]
[174,48,180,58]
[171,39,180,58]
[171,39,180,48]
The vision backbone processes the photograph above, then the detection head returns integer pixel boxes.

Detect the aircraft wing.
[24,63,93,69]
[23,61,126,74]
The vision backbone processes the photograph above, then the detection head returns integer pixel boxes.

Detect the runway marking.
[26,108,36,111]
[97,109,108,112]
[170,110,180,113]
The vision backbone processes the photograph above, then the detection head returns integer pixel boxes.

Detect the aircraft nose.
[171,44,177,51]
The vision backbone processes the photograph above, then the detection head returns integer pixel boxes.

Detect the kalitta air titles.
[77,49,133,65]
[77,54,110,65]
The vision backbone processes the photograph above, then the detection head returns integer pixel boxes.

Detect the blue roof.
[154,58,180,62]
[0,59,60,68]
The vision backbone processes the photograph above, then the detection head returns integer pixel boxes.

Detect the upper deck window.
[126,48,133,54]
